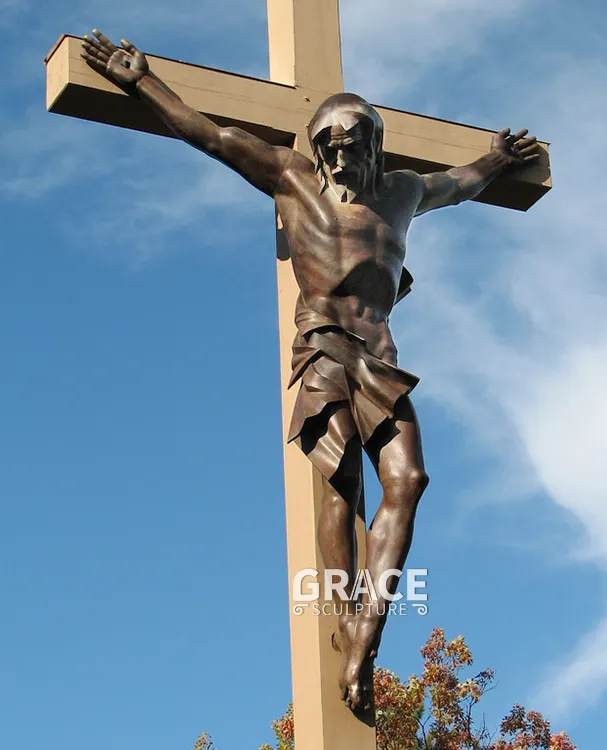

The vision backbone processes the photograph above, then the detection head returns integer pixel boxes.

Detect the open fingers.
[80,49,107,72]
[511,128,529,142]
[513,136,538,159]
[517,143,539,156]
[92,29,118,53]
[82,37,110,63]
[514,135,537,149]
[120,38,138,54]
[505,128,527,148]
[83,35,106,53]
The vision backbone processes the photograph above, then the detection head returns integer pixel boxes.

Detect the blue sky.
[1,0,606,748]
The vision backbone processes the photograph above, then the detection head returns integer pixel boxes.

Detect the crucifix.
[45,2,551,748]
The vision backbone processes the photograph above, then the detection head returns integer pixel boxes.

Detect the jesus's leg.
[319,475,360,654]
[314,406,364,702]
[343,395,429,714]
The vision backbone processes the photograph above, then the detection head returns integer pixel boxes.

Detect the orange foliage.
[198,628,576,750]
[258,628,576,750]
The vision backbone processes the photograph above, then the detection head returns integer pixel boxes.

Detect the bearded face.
[315,122,376,197]
[309,94,385,201]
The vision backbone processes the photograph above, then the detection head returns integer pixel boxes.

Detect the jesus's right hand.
[81,30,149,87]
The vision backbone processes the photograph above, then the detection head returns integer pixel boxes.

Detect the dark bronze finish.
[81,32,540,719]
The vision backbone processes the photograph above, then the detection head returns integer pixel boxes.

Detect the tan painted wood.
[267,3,375,745]
[45,35,550,210]
[46,35,301,144]
[267,0,343,92]
[377,105,551,209]
[268,4,375,743]
[45,3,552,748]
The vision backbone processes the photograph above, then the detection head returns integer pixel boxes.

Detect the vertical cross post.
[268,2,376,747]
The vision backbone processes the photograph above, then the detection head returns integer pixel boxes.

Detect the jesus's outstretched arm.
[81,30,296,196]
[415,127,539,215]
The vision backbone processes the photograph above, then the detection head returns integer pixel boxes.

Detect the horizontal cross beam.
[46,36,551,211]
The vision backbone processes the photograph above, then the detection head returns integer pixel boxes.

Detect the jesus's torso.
[275,157,423,363]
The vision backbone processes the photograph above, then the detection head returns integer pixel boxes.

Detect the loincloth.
[287,305,419,486]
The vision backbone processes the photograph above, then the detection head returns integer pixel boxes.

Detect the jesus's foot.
[339,610,384,721]
[340,654,375,719]
[334,611,368,713]
[339,616,377,718]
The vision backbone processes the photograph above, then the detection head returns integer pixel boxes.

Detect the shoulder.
[282,148,315,176]
[384,169,425,201]
[275,149,316,194]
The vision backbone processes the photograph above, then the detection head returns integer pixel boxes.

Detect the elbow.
[171,112,223,156]
[211,126,237,158]
[442,188,466,207]
[215,126,243,159]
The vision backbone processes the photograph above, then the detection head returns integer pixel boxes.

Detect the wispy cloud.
[384,41,607,723]
[61,142,268,268]
[534,616,607,717]
[3,0,606,719]
[341,0,533,101]
[0,0,268,263]
[0,110,109,199]
[0,104,267,266]
[5,0,264,91]
[340,0,607,724]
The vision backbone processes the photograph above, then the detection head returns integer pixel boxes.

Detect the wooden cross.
[45,2,551,748]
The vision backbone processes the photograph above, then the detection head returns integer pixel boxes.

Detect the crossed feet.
[334,609,383,721]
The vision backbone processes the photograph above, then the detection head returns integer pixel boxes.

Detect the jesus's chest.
[290,198,406,263]
[333,202,400,243]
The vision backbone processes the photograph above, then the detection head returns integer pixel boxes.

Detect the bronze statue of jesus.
[82,31,539,718]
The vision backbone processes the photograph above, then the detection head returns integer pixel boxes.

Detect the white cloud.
[66,151,268,268]
[515,346,607,563]
[64,138,267,268]
[0,103,268,266]
[0,0,268,262]
[339,0,607,724]
[340,0,534,100]
[62,0,263,49]
[383,43,607,723]
[3,0,606,720]
[534,616,607,717]
[0,111,107,199]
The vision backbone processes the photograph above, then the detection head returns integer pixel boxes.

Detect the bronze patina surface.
[82,32,539,719]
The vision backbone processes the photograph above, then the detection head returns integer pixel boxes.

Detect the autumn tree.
[257,628,576,750]
[196,628,576,750]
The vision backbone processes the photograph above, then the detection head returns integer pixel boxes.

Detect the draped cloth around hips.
[287,304,420,486]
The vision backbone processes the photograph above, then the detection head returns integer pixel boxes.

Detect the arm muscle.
[416,150,512,215]
[136,73,292,196]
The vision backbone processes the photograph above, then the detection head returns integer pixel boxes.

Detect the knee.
[412,467,430,492]
[383,466,429,507]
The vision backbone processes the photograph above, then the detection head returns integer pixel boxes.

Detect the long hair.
[309,93,385,197]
